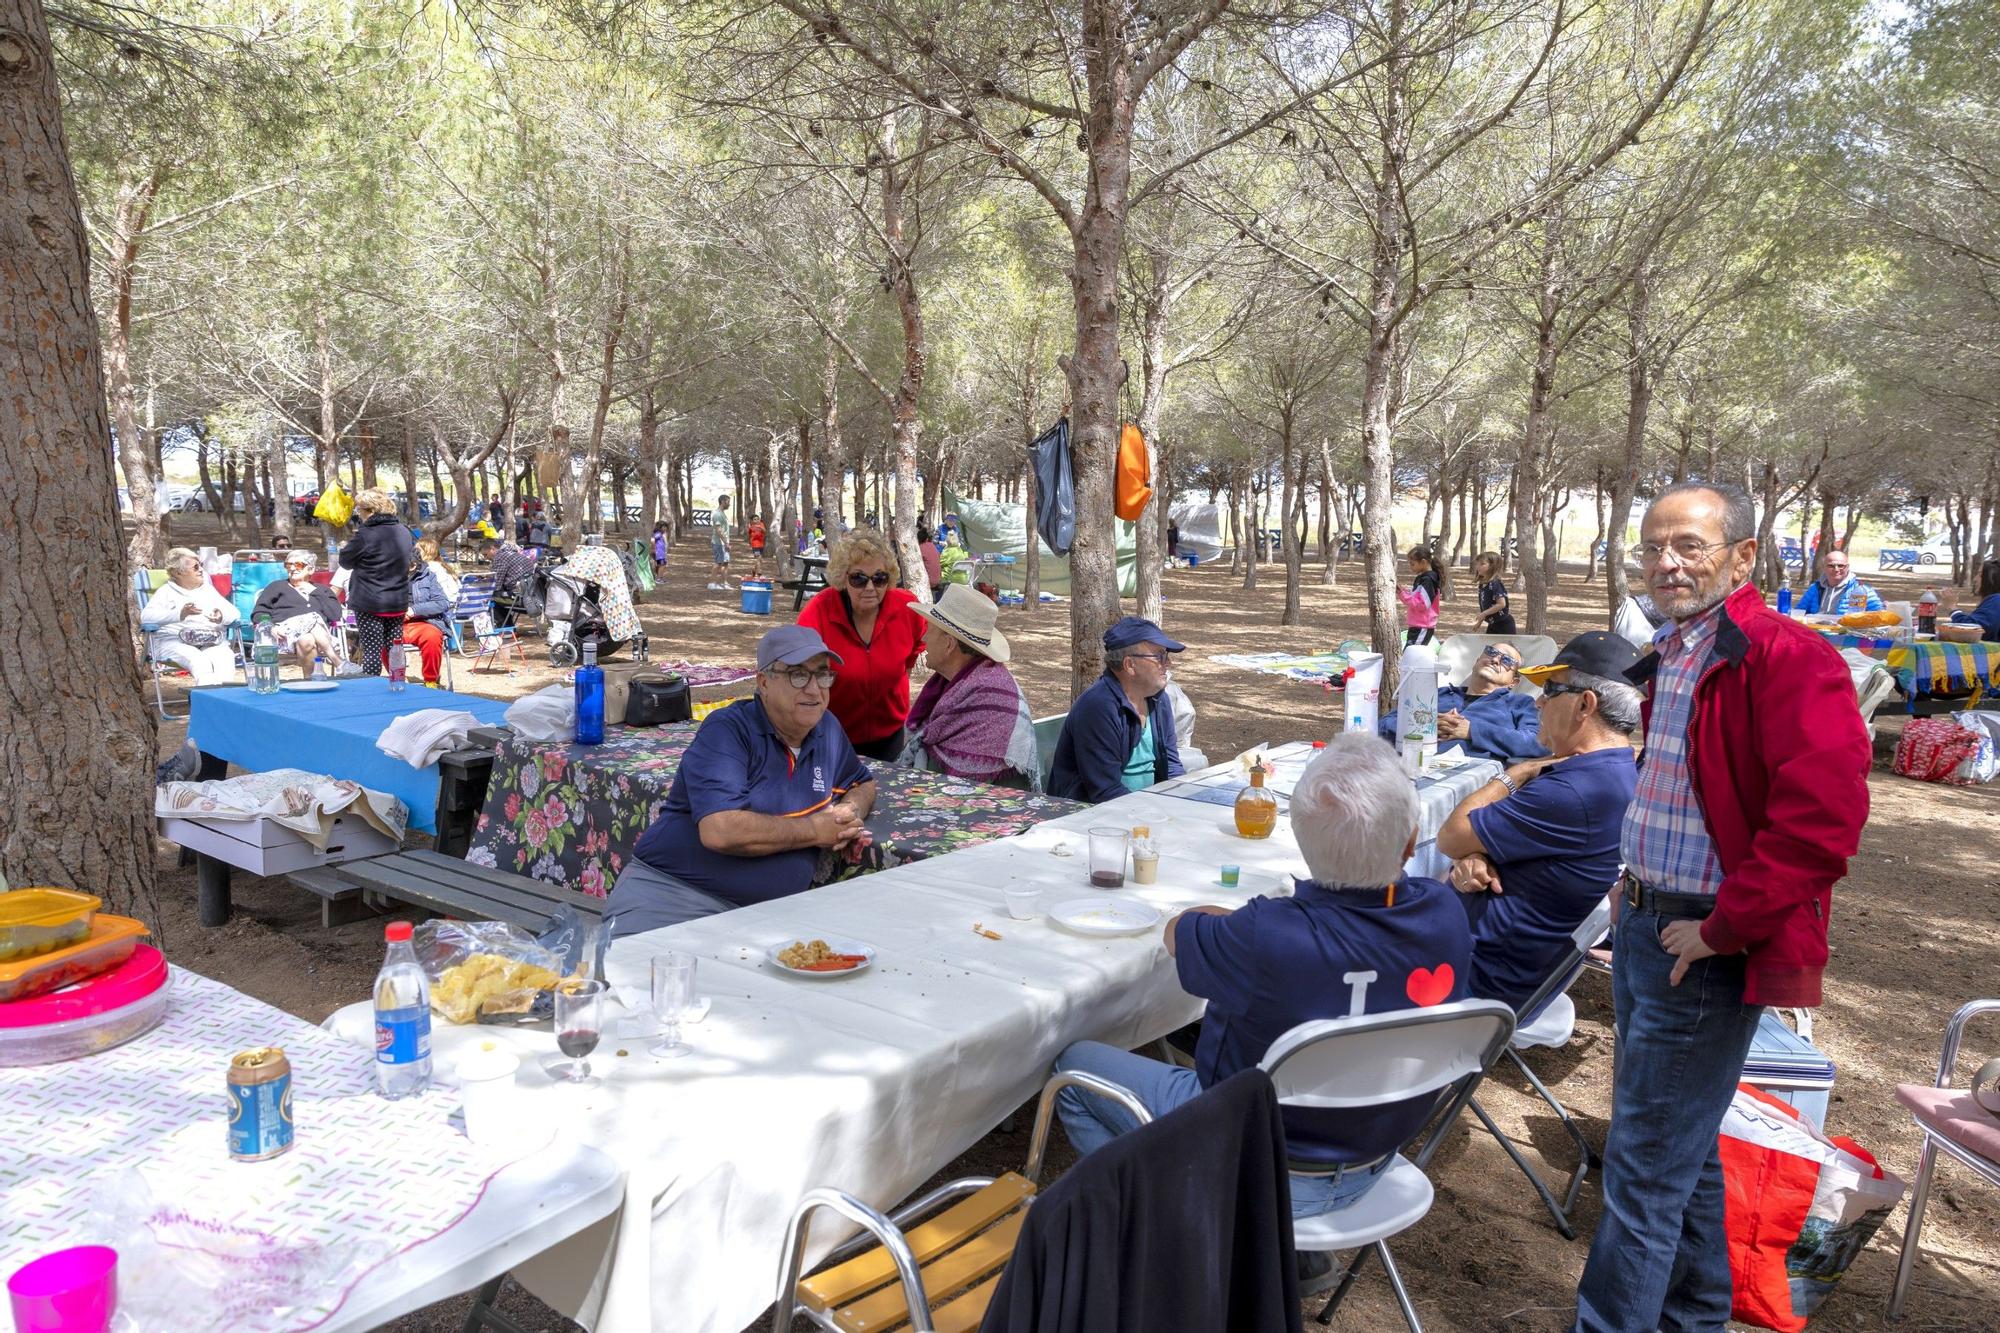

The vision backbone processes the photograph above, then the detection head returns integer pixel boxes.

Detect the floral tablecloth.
[467,724,1083,898]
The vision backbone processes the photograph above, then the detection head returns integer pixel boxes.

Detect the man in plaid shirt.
[1574,482,1869,1331]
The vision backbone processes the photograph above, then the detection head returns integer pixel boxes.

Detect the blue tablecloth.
[188,680,513,832]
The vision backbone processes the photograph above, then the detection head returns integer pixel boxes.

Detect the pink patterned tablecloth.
[0,966,509,1331]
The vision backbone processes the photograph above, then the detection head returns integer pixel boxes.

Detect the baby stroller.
[536,567,624,667]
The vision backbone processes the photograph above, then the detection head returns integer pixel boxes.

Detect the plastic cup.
[1219,864,1241,888]
[1086,827,1129,889]
[8,1245,117,1333]
[455,1046,522,1148]
[1131,853,1160,885]
[1005,885,1040,920]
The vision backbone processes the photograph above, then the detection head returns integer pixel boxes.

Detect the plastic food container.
[0,915,148,1003]
[0,889,101,963]
[0,957,172,1066]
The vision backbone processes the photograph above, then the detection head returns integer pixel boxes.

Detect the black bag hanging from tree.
[1029,417,1076,557]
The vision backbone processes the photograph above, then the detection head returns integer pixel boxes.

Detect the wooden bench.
[332,850,604,932]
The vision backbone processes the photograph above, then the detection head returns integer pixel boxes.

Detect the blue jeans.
[1052,1042,1385,1220]
[1574,909,1763,1332]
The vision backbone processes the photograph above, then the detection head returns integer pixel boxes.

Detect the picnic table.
[325,769,1323,1332]
[0,966,621,1333]
[785,553,829,611]
[466,721,1085,896]
[189,679,513,833]
[1810,629,2000,708]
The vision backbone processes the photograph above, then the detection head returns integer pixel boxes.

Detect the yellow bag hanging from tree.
[312,480,354,526]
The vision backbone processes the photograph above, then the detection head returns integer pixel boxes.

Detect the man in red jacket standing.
[1574,482,1870,1332]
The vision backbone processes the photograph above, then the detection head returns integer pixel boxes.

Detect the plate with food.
[767,936,877,979]
[1048,899,1163,937]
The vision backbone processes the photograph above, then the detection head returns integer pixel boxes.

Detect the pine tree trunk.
[0,0,161,920]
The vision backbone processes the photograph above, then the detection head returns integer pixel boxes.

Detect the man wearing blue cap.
[603,624,876,937]
[1048,615,1187,803]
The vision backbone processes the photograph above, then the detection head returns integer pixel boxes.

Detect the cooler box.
[1741,1010,1835,1129]
[158,813,397,877]
[739,581,773,615]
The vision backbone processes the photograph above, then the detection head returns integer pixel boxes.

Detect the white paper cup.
[456,1046,522,1147]
[1005,886,1040,920]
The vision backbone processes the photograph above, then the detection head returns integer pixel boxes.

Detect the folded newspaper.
[155,768,408,850]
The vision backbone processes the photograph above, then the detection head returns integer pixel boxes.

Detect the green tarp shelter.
[944,487,1138,597]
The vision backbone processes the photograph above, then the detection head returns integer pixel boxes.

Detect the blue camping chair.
[448,573,522,676]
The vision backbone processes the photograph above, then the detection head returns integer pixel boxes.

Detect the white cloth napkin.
[377,709,485,768]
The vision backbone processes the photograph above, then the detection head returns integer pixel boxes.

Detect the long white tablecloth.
[325,752,1499,1332]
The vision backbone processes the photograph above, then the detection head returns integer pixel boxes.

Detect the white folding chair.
[1264,998,1517,1330]
[1463,894,1614,1238]
[773,1070,1150,1333]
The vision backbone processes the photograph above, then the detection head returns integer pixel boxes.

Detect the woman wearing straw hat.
[902,584,1039,788]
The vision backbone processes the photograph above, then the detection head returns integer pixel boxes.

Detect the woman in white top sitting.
[139,548,240,685]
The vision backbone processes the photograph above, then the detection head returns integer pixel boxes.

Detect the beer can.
[227,1047,294,1161]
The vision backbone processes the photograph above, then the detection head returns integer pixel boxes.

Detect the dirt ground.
[138,526,1998,1332]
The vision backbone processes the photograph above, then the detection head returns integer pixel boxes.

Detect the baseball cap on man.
[1103,615,1185,654]
[1520,630,1642,685]
[755,624,843,672]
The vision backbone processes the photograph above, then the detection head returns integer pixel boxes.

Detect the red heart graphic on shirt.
[1406,964,1455,1007]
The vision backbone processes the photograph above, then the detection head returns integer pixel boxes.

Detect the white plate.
[279,679,338,692]
[765,937,877,979]
[1048,898,1163,937]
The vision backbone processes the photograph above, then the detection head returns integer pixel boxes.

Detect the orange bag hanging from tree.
[1114,422,1152,521]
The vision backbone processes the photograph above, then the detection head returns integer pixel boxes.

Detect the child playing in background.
[1401,545,1441,646]
[651,523,668,574]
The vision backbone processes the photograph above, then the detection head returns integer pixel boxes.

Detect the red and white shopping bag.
[1719,1084,1906,1331]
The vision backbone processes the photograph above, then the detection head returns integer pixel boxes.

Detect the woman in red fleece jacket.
[797,529,925,762]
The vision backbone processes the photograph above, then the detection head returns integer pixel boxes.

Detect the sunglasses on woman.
[847,571,892,589]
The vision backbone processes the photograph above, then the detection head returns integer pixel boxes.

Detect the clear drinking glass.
[650,952,697,1059]
[552,980,606,1084]
[1087,826,1130,888]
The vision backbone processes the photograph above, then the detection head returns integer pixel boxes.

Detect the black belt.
[1622,872,1716,920]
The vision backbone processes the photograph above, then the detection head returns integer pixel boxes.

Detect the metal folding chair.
[1268,999,1517,1330]
[1462,894,1614,1238]
[773,1071,1150,1333]
[1888,998,2000,1320]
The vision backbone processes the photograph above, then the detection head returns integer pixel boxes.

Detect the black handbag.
[625,673,691,726]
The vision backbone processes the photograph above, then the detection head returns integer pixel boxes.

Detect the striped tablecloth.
[1813,631,2000,698]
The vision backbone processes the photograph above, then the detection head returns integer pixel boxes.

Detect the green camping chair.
[629,538,656,594]
[1032,713,1067,787]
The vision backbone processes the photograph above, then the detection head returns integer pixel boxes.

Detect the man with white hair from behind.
[1050,732,1472,1287]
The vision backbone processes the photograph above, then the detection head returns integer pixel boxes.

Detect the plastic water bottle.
[373,921,432,1099]
[575,640,605,745]
[250,616,281,694]
[1776,585,1793,617]
[386,642,408,692]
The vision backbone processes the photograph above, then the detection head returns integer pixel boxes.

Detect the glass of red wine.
[553,980,608,1084]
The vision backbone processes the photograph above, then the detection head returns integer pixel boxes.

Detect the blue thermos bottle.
[574,640,605,745]
[1776,585,1793,617]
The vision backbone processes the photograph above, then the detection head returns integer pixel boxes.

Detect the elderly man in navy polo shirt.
[1050,733,1472,1274]
[1436,631,1642,1017]
[1047,616,1187,802]
[602,625,876,938]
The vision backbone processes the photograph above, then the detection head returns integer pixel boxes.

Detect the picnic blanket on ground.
[1210,640,1369,687]
[155,768,408,848]
[659,660,757,689]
